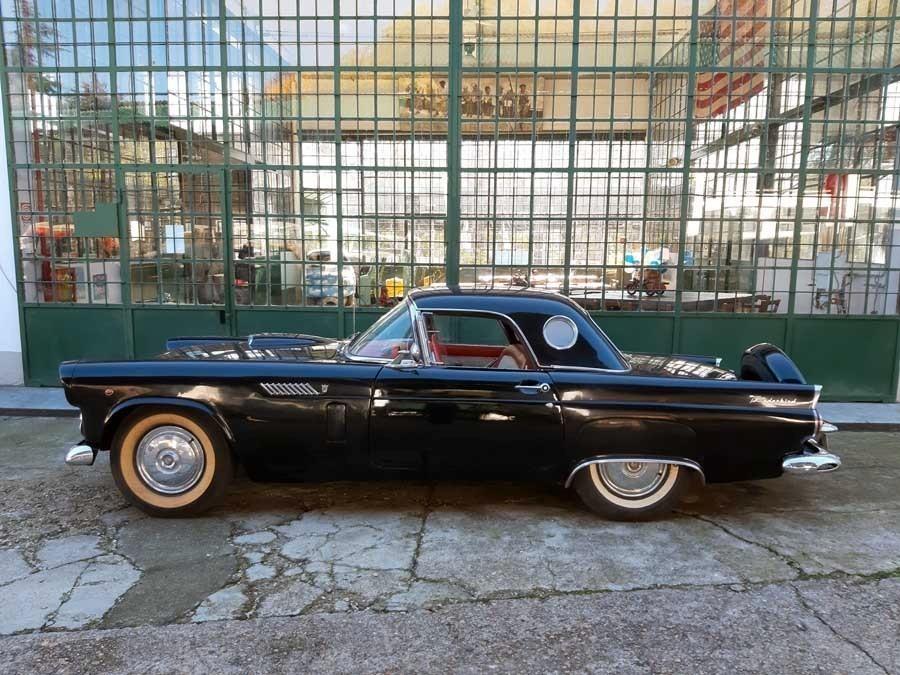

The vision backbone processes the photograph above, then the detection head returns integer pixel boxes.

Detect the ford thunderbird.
[61,288,840,519]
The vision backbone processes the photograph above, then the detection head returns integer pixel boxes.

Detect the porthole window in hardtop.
[543,315,578,350]
[507,303,628,371]
[423,313,535,370]
[349,302,414,359]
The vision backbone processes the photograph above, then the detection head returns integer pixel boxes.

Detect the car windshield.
[348,301,415,360]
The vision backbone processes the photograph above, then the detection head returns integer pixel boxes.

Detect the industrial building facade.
[1,0,898,398]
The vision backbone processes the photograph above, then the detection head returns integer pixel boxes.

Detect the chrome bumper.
[65,444,97,466]
[782,422,841,474]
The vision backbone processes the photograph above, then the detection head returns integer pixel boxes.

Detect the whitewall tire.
[572,461,690,520]
[111,408,233,517]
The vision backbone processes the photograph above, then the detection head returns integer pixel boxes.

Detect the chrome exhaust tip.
[782,441,841,475]
[65,444,97,466]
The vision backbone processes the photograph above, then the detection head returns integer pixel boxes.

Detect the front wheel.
[572,461,690,521]
[111,408,233,517]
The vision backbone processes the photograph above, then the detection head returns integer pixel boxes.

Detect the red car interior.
[428,339,534,370]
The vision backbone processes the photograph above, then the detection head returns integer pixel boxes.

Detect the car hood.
[624,353,737,380]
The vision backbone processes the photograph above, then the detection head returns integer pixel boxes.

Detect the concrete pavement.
[819,402,900,431]
[1,579,896,674]
[0,417,898,672]
[0,386,75,416]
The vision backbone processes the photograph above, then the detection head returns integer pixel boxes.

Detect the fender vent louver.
[260,382,320,397]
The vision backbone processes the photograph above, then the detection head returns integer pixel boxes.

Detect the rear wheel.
[572,461,690,520]
[111,409,233,517]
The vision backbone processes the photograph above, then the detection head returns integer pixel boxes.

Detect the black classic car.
[61,288,840,520]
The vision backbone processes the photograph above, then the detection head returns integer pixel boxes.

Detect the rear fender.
[101,396,235,450]
[569,417,701,480]
[564,455,705,488]
[574,417,697,457]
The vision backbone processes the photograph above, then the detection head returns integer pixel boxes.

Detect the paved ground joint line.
[677,510,807,576]
[409,483,435,583]
[790,583,891,675]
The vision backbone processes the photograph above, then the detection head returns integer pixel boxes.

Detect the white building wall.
[0,98,23,385]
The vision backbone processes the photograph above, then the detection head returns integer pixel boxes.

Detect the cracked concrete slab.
[191,584,249,623]
[794,578,900,674]
[0,548,31,584]
[690,509,900,576]
[102,517,238,628]
[246,563,276,581]
[0,562,85,634]
[52,555,140,630]
[0,417,899,672]
[1,580,896,674]
[233,531,276,545]
[36,535,102,569]
[416,504,797,595]
[255,577,322,617]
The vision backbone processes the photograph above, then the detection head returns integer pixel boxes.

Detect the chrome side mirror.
[389,342,421,369]
[389,350,419,369]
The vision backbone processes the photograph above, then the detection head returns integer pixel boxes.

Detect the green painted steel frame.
[0,2,898,399]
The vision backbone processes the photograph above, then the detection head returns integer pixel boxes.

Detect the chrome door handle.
[515,383,551,395]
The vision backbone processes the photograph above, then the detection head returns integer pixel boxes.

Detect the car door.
[369,311,564,477]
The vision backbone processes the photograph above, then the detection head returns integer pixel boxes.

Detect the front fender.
[100,396,235,450]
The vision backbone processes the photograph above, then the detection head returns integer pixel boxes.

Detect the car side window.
[349,303,414,359]
[423,313,535,370]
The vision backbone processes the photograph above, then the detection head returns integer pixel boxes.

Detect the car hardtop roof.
[408,286,586,313]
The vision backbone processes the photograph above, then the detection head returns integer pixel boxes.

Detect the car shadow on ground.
[203,432,884,522]
[203,470,822,523]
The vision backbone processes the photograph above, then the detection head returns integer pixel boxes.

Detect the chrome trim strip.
[821,422,839,433]
[342,351,392,365]
[409,296,432,367]
[564,456,705,488]
[545,364,633,374]
[812,384,822,407]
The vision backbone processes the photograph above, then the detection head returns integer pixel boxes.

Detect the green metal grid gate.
[1,0,899,399]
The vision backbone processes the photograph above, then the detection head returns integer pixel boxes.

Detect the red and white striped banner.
[695,0,771,119]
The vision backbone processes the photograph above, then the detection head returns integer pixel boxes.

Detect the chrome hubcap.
[135,426,205,495]
[598,461,668,499]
